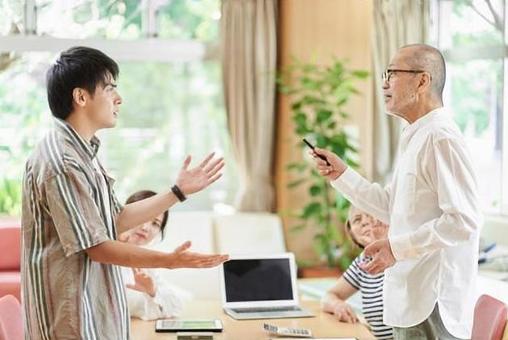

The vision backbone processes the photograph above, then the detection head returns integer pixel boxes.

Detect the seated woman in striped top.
[321,206,393,340]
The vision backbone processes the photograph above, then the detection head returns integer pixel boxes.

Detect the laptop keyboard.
[232,306,302,313]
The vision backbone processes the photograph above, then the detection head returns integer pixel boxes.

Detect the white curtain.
[221,0,277,211]
[371,0,430,182]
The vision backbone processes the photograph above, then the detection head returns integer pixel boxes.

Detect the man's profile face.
[85,72,122,129]
[382,48,421,121]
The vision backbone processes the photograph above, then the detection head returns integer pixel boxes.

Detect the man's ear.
[72,88,87,107]
[418,72,432,93]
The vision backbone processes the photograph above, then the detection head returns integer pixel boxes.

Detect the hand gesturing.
[175,152,225,196]
[126,268,156,297]
[166,241,229,269]
[360,239,396,275]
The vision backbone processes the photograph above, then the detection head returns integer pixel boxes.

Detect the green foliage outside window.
[447,0,504,137]
[0,0,233,216]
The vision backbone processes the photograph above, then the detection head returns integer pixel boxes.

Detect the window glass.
[437,0,504,213]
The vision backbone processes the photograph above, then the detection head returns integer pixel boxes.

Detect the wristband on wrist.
[171,185,187,202]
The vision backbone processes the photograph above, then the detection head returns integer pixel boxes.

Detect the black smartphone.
[302,138,330,165]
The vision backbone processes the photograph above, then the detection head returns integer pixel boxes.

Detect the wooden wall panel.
[275,0,374,263]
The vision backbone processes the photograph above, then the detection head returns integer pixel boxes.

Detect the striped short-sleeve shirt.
[343,255,393,339]
[21,119,129,340]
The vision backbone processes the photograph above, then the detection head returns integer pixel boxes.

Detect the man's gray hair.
[401,44,446,98]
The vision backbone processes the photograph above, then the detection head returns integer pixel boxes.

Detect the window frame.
[0,35,218,62]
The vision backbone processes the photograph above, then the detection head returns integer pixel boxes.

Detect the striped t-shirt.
[343,255,393,339]
[21,119,129,340]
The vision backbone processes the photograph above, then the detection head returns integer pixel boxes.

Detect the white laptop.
[219,253,314,320]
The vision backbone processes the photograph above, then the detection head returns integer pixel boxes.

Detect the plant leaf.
[291,224,307,233]
[302,202,322,218]
[352,70,369,79]
[287,178,307,188]
[309,185,322,196]
[287,162,308,173]
[316,109,333,123]
[292,111,307,125]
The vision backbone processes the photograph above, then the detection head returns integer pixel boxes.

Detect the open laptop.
[219,253,314,320]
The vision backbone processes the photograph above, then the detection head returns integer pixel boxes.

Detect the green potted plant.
[278,57,368,274]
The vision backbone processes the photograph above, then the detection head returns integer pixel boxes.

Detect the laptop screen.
[223,258,293,302]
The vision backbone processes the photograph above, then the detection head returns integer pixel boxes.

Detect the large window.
[0,0,237,214]
[433,0,506,215]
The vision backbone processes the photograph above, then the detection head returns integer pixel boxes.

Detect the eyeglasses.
[382,69,426,83]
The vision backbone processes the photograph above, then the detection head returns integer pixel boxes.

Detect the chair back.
[0,223,21,270]
[472,294,507,340]
[214,213,286,254]
[0,294,23,340]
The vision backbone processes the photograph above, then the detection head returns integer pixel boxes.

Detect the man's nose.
[361,226,372,235]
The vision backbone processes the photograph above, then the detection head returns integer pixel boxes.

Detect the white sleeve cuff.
[330,167,362,199]
[389,233,419,261]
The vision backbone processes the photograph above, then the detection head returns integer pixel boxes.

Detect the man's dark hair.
[125,190,169,239]
[46,46,119,120]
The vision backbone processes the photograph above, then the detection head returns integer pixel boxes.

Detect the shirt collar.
[400,107,448,143]
[54,118,101,159]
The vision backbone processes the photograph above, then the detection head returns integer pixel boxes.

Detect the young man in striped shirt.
[21,46,228,340]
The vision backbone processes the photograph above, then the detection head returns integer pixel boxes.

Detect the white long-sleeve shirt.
[331,107,482,339]
[122,267,190,321]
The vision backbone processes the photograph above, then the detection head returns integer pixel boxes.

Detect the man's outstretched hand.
[176,152,225,196]
[166,241,229,269]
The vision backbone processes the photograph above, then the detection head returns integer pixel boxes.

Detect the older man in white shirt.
[311,44,482,339]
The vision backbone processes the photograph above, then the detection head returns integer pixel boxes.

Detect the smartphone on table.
[155,319,223,333]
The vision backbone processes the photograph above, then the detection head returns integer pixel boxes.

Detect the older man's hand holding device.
[302,138,348,180]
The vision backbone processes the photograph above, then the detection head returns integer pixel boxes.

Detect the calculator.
[263,323,312,338]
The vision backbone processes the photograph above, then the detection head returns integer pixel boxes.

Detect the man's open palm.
[176,152,224,196]
[167,241,229,269]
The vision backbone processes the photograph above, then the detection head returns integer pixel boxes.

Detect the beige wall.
[275,0,374,263]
